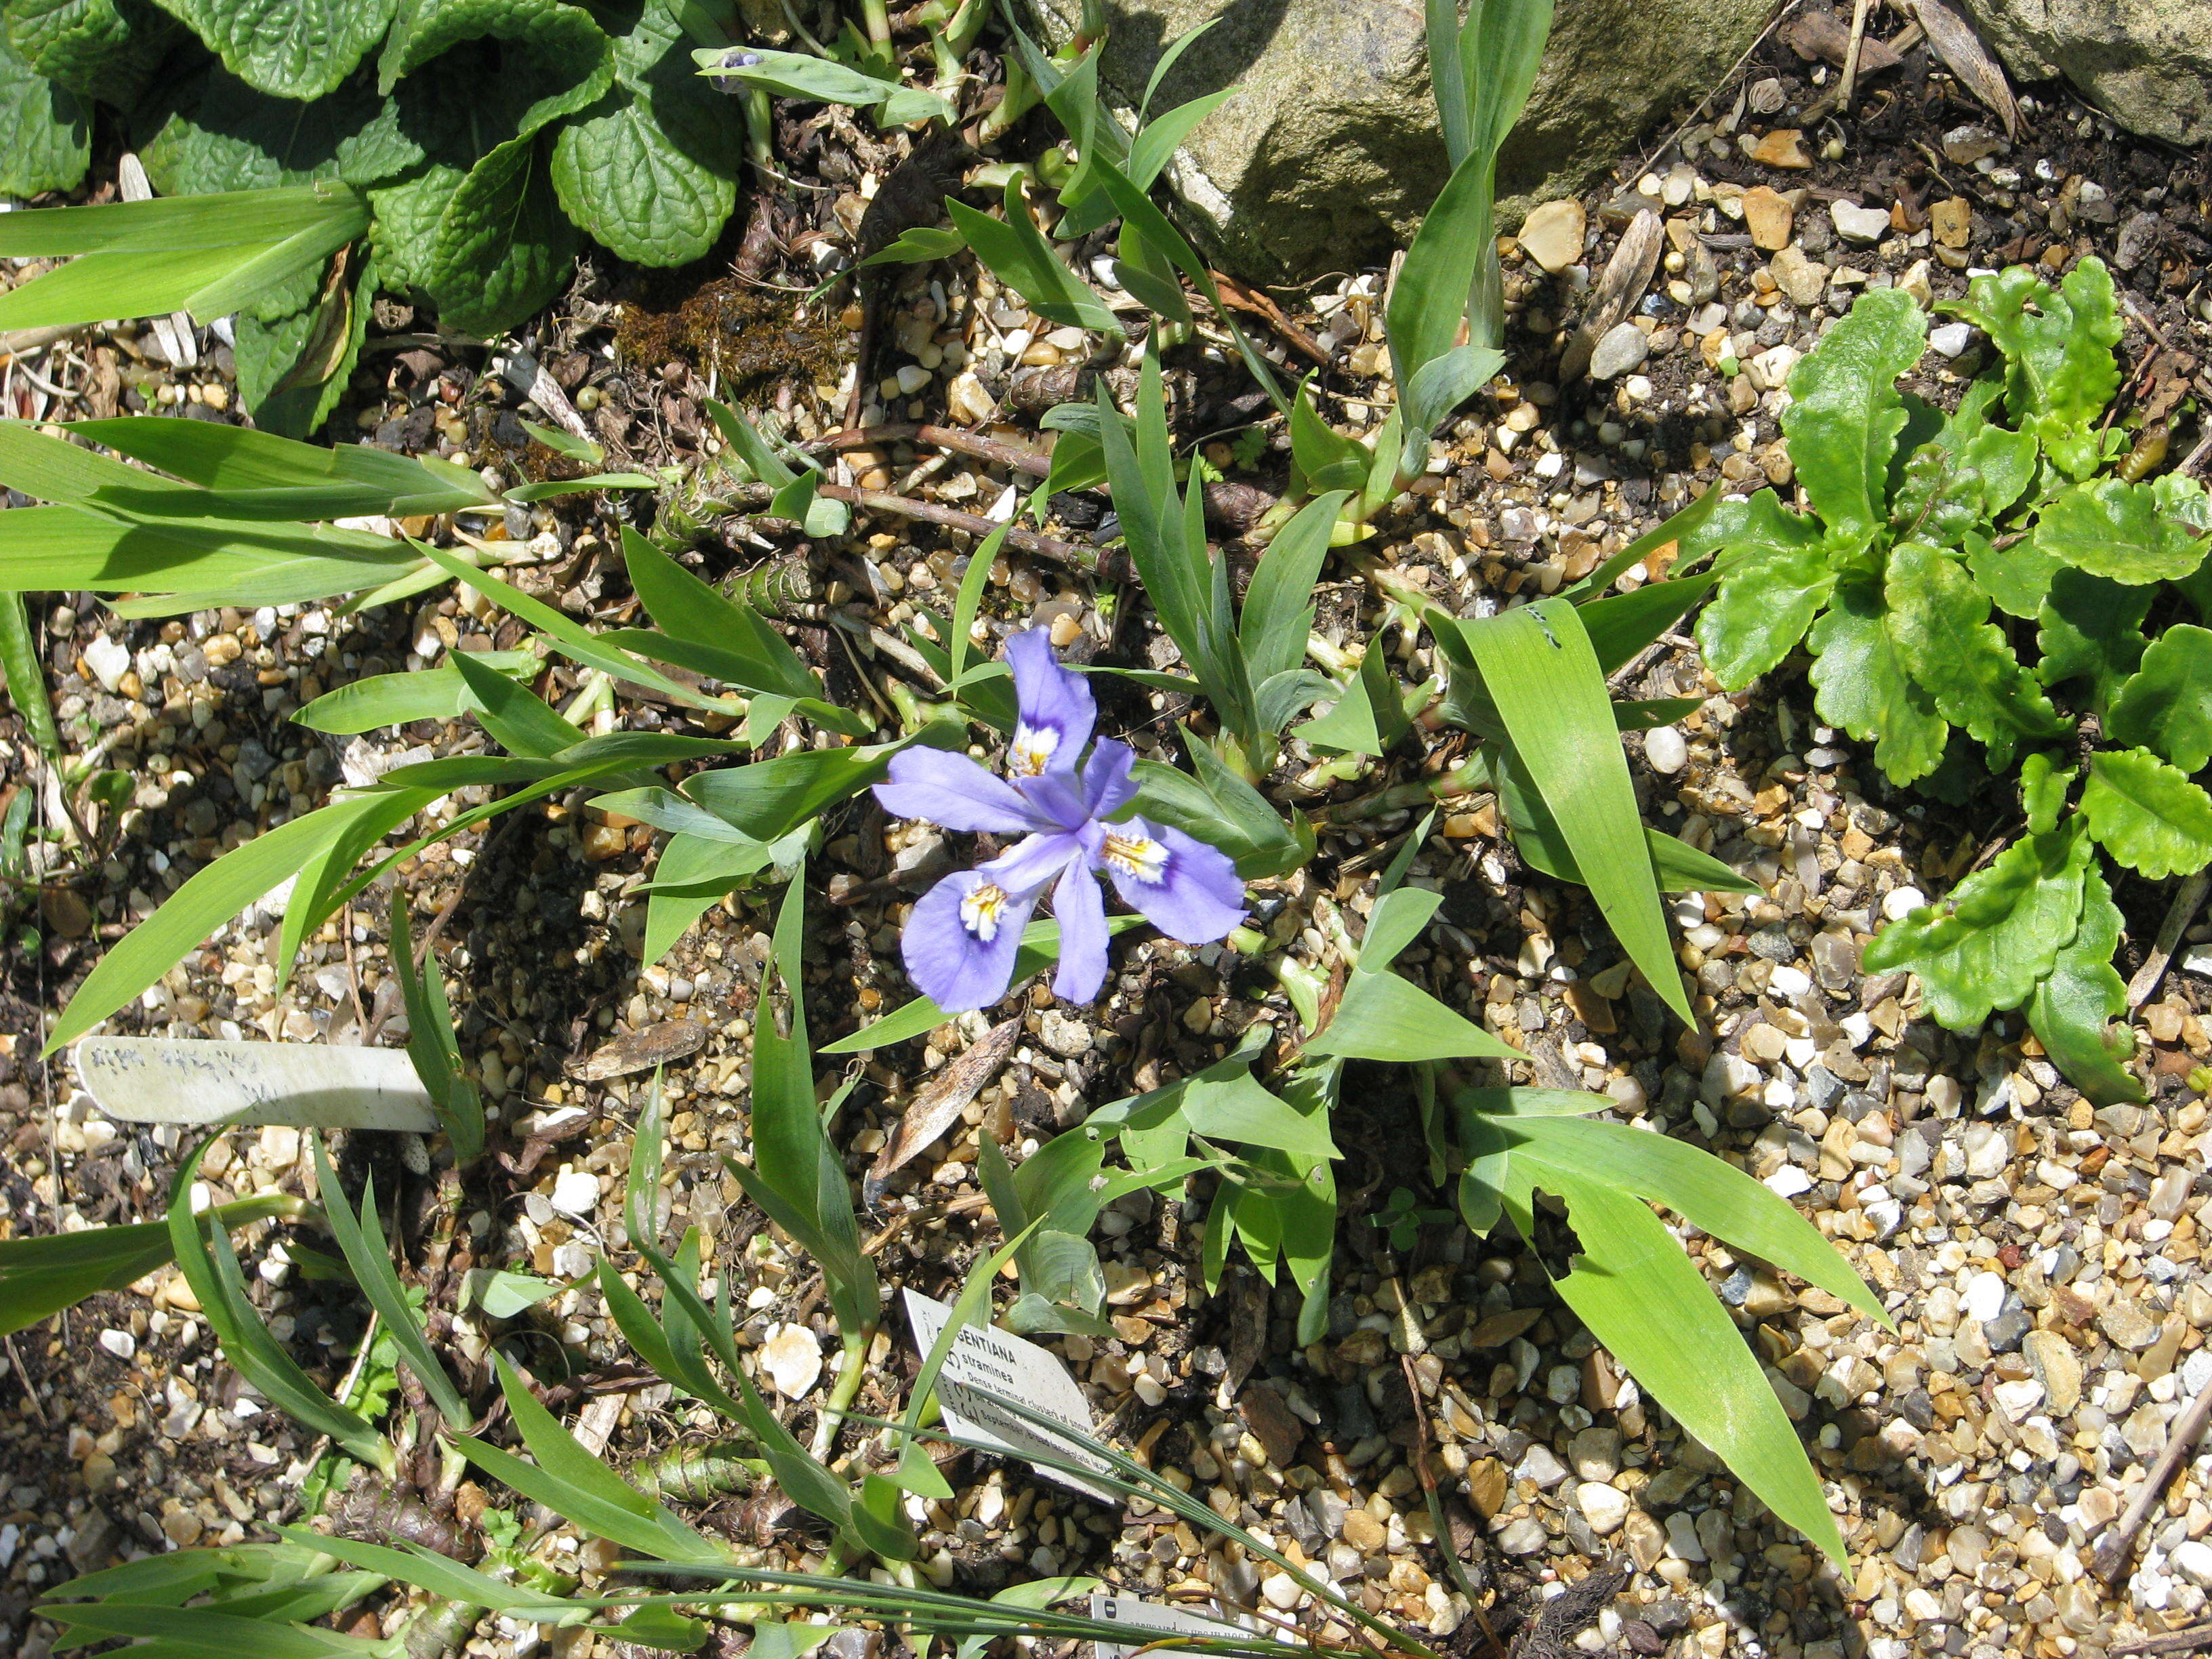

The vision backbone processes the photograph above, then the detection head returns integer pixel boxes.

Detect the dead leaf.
[1782,7,1902,72]
[1562,209,1664,382]
[1908,0,2018,138]
[863,1016,1021,1197]
[567,1017,708,1081]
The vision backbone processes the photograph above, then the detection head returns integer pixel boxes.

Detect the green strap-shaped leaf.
[1694,537,1835,691]
[550,0,737,266]
[1464,596,1691,1021]
[0,25,87,194]
[1807,568,1948,785]
[2080,747,2212,880]
[1885,541,2065,772]
[1950,258,2120,480]
[1861,820,2092,1027]
[1780,286,1926,548]
[148,0,396,99]
[0,1196,292,1338]
[2034,566,2150,711]
[1304,968,1523,1063]
[2025,861,2144,1107]
[2108,624,2212,773]
[2032,474,2212,585]
[1498,1153,1847,1565]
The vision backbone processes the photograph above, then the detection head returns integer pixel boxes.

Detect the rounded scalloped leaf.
[419,135,579,338]
[1885,541,2065,775]
[1694,541,1833,691]
[147,0,396,100]
[2081,747,2212,880]
[2107,624,2212,774]
[1779,285,1927,548]
[393,0,613,144]
[7,0,171,101]
[1807,571,1947,786]
[2030,474,2212,586]
[1861,821,2091,1028]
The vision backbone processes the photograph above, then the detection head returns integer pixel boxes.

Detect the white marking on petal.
[1101,832,1169,884]
[959,882,1012,941]
[1008,722,1059,777]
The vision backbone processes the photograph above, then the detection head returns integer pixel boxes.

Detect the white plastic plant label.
[73,1038,440,1132]
[1087,1591,1255,1659]
[902,1288,1115,1502]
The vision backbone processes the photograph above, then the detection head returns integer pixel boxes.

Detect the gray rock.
[1588,321,1650,381]
[1952,0,2212,146]
[1020,0,1778,280]
[1497,1515,1550,1555]
[2115,209,2162,270]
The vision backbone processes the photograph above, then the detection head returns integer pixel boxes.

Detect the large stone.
[1952,0,2212,146]
[1019,0,1777,281]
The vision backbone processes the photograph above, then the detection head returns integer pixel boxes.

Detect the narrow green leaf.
[1305,970,1522,1063]
[1238,491,1345,684]
[1460,597,1689,1023]
[294,651,536,734]
[1499,1160,1847,1565]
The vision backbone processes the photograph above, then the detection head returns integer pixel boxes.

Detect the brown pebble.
[1750,129,1812,169]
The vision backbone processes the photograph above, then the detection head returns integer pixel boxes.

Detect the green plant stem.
[1309,758,1485,826]
[742,87,774,172]
[855,0,893,70]
[808,1328,876,1459]
[630,1440,767,1501]
[976,54,1040,144]
[402,1596,486,1659]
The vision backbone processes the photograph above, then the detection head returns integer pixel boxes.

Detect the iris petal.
[903,868,1042,1012]
[875,746,1046,834]
[1098,817,1246,943]
[1004,628,1095,777]
[1048,861,1109,1003]
[1080,739,1139,819]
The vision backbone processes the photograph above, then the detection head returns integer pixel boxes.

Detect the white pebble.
[1644,726,1689,774]
[1768,964,1812,999]
[1578,1483,1630,1534]
[82,636,131,694]
[1765,1166,1814,1198]
[1929,322,1973,357]
[1882,886,1927,920]
[549,1169,600,1216]
[98,1329,136,1361]
[1962,1269,2007,1323]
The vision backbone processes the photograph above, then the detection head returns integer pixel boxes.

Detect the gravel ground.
[3,16,2211,1659]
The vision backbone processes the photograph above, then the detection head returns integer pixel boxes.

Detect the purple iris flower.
[873,629,1246,1012]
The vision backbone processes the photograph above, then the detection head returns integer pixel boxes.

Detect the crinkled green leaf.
[149,0,397,98]
[1860,820,2091,1027]
[1950,258,2120,480]
[550,0,737,265]
[0,25,86,194]
[1694,537,1834,689]
[2108,623,2212,774]
[6,0,171,100]
[417,134,577,336]
[2021,751,2074,835]
[1884,541,2064,773]
[392,0,611,141]
[1887,445,1983,548]
[2080,747,2212,880]
[2034,567,2150,711]
[140,64,418,197]
[2025,861,2143,1107]
[2032,474,2212,586]
[1807,568,1948,785]
[1780,286,1925,547]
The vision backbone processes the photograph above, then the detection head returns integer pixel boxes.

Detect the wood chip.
[1561,209,1664,382]
[863,1016,1021,1198]
[567,1017,708,1081]
[1782,7,1902,72]
[1907,0,2018,138]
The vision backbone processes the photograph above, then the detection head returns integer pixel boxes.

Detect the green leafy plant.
[0,0,962,434]
[1691,256,2210,1102]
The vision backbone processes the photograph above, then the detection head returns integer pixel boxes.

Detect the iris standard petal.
[875,745,1046,834]
[1048,859,1109,1003]
[975,830,1085,895]
[1097,817,1247,943]
[1080,738,1139,819]
[903,867,1043,1012]
[1004,627,1095,779]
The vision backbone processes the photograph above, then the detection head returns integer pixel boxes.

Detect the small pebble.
[1644,726,1688,774]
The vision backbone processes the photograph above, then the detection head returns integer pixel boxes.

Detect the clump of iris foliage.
[14,0,2200,1649]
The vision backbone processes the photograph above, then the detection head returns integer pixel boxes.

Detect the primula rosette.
[873,630,1246,1012]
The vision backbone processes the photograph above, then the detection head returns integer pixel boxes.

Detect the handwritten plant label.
[902,1288,1115,1502]
[74,1038,440,1132]
[1088,1591,1255,1659]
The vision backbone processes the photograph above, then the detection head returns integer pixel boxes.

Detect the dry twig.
[2092,1364,2212,1583]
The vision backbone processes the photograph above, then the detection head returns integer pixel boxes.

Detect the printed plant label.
[1088,1591,1256,1659]
[74,1038,440,1132]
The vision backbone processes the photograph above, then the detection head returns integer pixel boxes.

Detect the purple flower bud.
[712,49,762,94]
